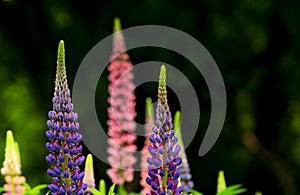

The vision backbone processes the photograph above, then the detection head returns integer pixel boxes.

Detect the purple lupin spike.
[46,41,87,195]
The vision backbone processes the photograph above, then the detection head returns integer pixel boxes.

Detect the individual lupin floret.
[146,66,183,195]
[45,40,87,195]
[106,18,137,184]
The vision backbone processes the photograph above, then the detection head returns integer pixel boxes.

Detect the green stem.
[162,143,168,192]
[10,175,15,195]
[63,134,71,193]
[118,184,127,195]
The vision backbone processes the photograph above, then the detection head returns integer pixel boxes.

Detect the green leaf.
[89,187,105,195]
[216,184,247,195]
[0,187,6,193]
[190,189,204,195]
[23,182,32,190]
[24,183,48,195]
[31,184,48,192]
[45,190,51,195]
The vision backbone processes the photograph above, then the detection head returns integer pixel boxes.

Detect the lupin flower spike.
[146,66,183,195]
[106,18,137,184]
[217,170,226,193]
[174,111,194,194]
[83,154,95,194]
[1,130,26,195]
[140,98,155,194]
[46,40,87,195]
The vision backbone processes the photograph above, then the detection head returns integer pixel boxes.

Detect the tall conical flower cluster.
[174,111,194,194]
[46,41,87,195]
[146,66,183,195]
[83,154,95,194]
[106,18,137,184]
[1,130,26,195]
[140,98,155,194]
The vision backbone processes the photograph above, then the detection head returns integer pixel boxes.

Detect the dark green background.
[0,0,300,194]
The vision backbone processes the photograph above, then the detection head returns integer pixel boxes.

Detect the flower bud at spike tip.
[114,17,121,33]
[158,65,167,100]
[217,170,226,193]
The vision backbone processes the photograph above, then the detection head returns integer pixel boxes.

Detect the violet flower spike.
[106,18,137,184]
[146,66,183,195]
[46,40,87,195]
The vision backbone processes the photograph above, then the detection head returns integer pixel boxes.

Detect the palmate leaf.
[23,182,48,195]
[216,184,247,195]
[88,184,117,195]
[23,182,32,191]
[89,187,105,195]
[30,184,48,194]
[191,189,205,195]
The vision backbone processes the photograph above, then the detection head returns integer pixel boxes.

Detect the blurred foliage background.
[0,0,300,194]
